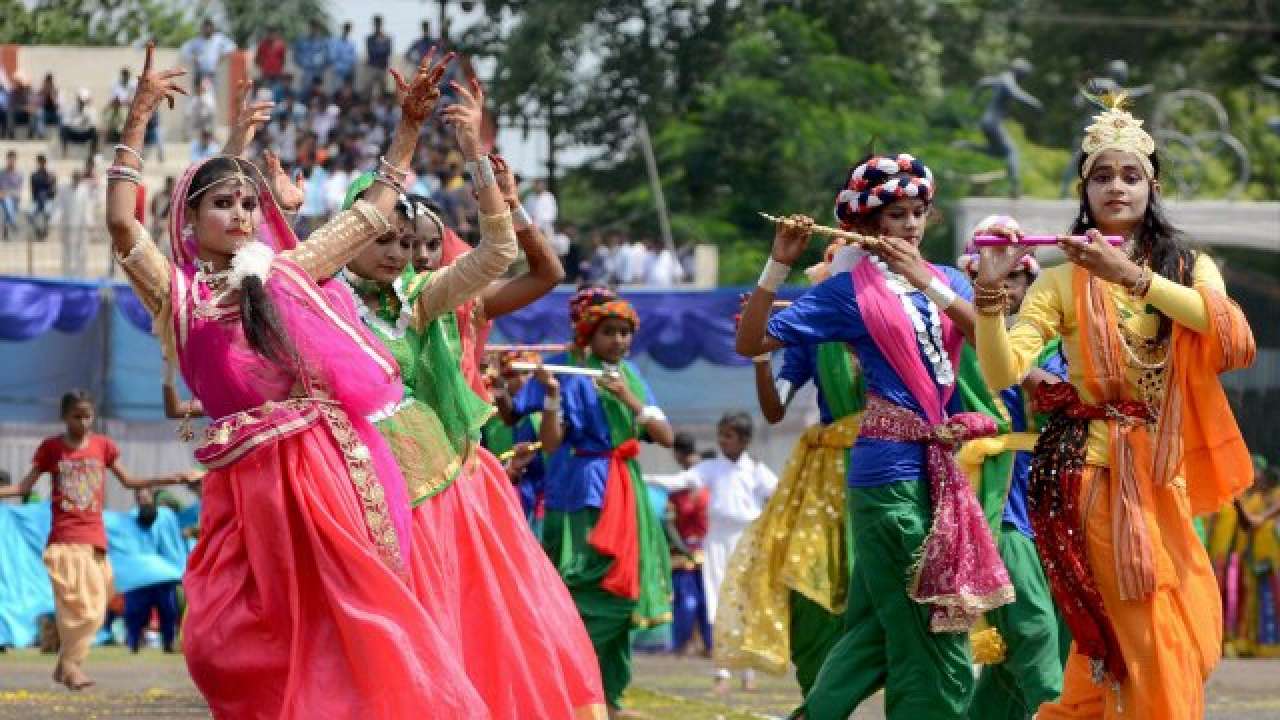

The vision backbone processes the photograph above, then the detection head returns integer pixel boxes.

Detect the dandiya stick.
[508,361,604,378]
[498,442,543,462]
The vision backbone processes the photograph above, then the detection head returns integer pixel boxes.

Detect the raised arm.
[478,154,565,320]
[106,44,186,312]
[221,79,273,158]
[735,216,812,357]
[533,367,565,455]
[286,49,455,280]
[975,245,1057,390]
[412,76,519,322]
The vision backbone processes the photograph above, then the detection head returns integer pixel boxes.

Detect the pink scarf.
[852,257,1013,631]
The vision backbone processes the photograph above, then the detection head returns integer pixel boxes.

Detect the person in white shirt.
[526,178,559,241]
[109,67,137,104]
[179,19,236,90]
[649,411,777,692]
[643,237,685,286]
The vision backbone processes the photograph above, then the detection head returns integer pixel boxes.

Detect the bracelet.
[1126,266,1153,298]
[107,165,144,185]
[543,395,561,413]
[752,353,772,364]
[371,172,406,195]
[973,282,1008,316]
[512,204,532,231]
[378,156,410,181]
[638,405,667,424]
[923,276,958,310]
[758,258,790,292]
[113,144,143,166]
[465,155,497,190]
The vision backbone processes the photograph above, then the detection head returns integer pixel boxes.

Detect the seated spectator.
[35,73,61,139]
[109,67,136,105]
[333,79,358,113]
[293,19,331,94]
[4,71,36,139]
[255,25,288,96]
[180,19,236,91]
[104,96,128,144]
[1,151,21,241]
[330,22,358,89]
[190,129,219,163]
[644,237,685,286]
[186,76,217,139]
[143,110,165,162]
[29,154,57,241]
[296,161,331,238]
[60,88,99,157]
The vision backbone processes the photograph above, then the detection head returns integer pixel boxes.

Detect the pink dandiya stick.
[973,234,1125,247]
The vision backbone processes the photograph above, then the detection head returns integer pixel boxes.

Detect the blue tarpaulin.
[0,503,192,648]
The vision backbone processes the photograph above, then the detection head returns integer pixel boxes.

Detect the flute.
[759,213,883,249]
[486,344,567,354]
[973,234,1124,247]
[508,361,605,378]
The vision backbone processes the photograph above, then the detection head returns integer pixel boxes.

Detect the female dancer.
[515,296,675,718]
[715,241,866,695]
[105,45,486,718]
[333,77,605,719]
[1208,460,1280,657]
[975,97,1255,718]
[736,153,1012,720]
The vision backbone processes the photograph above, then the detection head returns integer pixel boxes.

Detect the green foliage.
[0,0,197,47]
[469,1,1280,284]
[218,0,333,47]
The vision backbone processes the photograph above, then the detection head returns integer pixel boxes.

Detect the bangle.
[113,144,143,166]
[758,258,790,292]
[378,156,409,181]
[513,204,532,231]
[1126,266,1153,298]
[638,405,667,424]
[923,276,958,310]
[973,282,1008,316]
[372,172,406,195]
[752,353,771,364]
[107,165,143,185]
[543,395,561,413]
[465,155,497,189]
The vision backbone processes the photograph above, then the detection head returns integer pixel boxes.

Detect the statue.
[1060,60,1153,196]
[967,58,1043,198]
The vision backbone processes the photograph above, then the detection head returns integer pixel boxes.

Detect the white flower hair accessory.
[227,241,275,290]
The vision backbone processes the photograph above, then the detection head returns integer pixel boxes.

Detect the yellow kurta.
[975,255,1227,720]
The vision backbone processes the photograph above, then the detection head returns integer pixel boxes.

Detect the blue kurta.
[766,267,973,487]
[514,355,658,512]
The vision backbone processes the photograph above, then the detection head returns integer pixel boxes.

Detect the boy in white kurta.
[649,411,778,690]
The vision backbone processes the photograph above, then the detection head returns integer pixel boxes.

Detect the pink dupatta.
[851,257,1012,631]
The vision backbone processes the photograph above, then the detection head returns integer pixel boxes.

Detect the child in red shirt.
[0,390,199,690]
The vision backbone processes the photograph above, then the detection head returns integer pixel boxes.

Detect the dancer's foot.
[51,662,63,685]
[60,664,95,691]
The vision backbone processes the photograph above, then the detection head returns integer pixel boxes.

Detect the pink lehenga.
[115,158,486,719]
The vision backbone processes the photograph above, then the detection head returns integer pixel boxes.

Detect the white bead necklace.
[337,270,413,340]
[870,257,954,386]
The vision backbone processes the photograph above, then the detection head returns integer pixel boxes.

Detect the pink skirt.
[408,446,607,719]
[183,423,487,719]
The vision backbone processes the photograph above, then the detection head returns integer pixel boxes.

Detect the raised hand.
[262,149,305,213]
[534,363,560,397]
[492,154,518,208]
[441,75,487,159]
[224,79,274,156]
[390,46,456,126]
[131,42,187,120]
[770,214,814,266]
[976,244,1033,289]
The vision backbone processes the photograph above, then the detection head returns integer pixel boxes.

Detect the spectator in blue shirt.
[330,22,358,88]
[364,15,393,95]
[292,19,331,94]
[405,21,437,67]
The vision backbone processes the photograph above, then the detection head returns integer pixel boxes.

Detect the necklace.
[338,269,413,339]
[870,257,954,386]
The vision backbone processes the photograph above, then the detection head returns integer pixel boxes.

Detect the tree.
[216,0,332,47]
[0,0,197,47]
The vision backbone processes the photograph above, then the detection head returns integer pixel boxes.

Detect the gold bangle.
[1126,266,1153,298]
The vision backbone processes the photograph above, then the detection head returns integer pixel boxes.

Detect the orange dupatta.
[1074,266,1254,601]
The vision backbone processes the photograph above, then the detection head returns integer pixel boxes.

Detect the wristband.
[465,155,497,190]
[923,276,957,310]
[752,353,771,364]
[758,258,790,292]
[543,395,561,414]
[513,204,533,231]
[638,405,667,424]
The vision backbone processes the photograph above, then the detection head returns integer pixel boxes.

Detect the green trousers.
[798,480,974,720]
[790,591,844,696]
[968,524,1066,720]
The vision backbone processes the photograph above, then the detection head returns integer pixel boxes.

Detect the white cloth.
[648,453,778,619]
[644,248,685,286]
[615,241,650,284]
[180,33,237,75]
[527,189,558,239]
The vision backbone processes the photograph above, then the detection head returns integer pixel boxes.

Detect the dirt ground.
[1,646,1278,719]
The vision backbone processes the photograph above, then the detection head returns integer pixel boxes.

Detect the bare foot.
[60,664,95,691]
[51,662,63,685]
